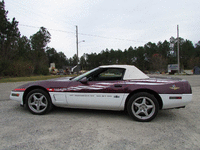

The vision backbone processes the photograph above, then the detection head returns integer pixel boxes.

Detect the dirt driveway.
[0,75,200,150]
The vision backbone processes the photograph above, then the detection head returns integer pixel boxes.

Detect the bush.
[0,60,12,76]
[12,60,34,77]
[33,65,49,75]
[0,60,35,77]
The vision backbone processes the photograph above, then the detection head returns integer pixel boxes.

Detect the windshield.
[72,67,99,81]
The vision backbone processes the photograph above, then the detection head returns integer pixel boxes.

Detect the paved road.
[0,75,200,150]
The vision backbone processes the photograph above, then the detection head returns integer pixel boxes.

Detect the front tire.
[26,89,53,115]
[127,92,159,122]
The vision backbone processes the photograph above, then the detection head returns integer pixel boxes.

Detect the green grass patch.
[0,75,75,83]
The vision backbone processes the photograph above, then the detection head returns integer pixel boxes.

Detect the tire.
[26,89,53,115]
[127,92,159,122]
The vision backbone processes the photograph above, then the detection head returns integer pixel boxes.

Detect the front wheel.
[26,89,53,115]
[127,92,159,122]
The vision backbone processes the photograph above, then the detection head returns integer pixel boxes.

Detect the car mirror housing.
[80,77,88,84]
[69,77,75,80]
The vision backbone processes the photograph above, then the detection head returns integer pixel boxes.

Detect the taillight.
[169,96,182,99]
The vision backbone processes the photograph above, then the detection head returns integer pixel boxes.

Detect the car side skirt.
[159,94,192,109]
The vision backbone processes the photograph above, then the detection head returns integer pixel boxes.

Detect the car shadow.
[14,103,180,122]
[51,106,131,120]
[155,110,178,121]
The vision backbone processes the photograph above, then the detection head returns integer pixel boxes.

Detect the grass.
[0,75,75,83]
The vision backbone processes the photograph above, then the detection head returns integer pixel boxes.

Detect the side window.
[95,68,125,81]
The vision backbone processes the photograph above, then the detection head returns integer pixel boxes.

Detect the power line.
[18,24,146,43]
[7,1,146,43]
[78,32,145,42]
[19,24,75,34]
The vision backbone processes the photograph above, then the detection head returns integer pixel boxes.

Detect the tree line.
[81,38,200,72]
[1,0,200,77]
[0,0,69,76]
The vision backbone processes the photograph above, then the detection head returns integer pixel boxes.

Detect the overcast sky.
[5,0,200,58]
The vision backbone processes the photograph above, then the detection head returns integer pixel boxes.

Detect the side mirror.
[69,76,75,80]
[80,77,88,84]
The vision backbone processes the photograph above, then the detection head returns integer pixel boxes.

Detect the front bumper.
[10,91,24,105]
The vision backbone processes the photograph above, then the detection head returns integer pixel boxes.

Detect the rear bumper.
[10,91,24,105]
[159,94,192,109]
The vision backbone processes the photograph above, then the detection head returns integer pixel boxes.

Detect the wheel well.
[23,86,50,105]
[124,89,163,110]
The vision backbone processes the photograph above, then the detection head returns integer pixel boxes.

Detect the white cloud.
[5,0,200,58]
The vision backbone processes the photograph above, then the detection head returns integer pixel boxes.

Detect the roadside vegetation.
[1,0,200,78]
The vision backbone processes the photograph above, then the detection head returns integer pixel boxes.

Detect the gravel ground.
[0,75,200,150]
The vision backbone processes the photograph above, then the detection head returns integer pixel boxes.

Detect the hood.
[13,77,72,90]
[47,77,71,81]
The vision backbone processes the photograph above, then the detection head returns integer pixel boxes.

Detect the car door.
[66,68,128,110]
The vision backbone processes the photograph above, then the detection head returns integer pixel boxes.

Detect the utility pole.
[75,25,85,74]
[76,25,79,74]
[177,25,180,74]
[76,25,78,65]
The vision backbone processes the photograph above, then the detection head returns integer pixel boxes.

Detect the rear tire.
[127,92,159,122]
[26,89,53,115]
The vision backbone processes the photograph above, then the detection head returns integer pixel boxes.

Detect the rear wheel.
[127,92,159,122]
[26,89,52,115]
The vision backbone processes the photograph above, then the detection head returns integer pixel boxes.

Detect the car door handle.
[114,84,122,87]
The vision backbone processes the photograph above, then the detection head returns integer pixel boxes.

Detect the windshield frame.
[71,67,99,81]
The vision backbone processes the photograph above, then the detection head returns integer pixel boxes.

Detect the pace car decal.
[47,82,117,92]
[66,83,115,91]
[170,85,180,90]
